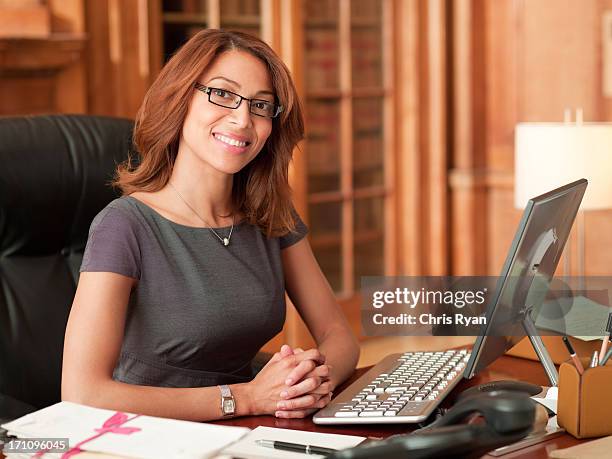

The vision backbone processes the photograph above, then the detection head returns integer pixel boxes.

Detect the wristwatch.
[219,385,236,417]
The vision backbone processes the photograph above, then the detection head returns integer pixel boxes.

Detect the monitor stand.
[522,306,559,386]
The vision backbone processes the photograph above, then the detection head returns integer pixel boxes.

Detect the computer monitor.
[463,179,587,386]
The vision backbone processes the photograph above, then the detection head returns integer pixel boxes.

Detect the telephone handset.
[327,391,536,459]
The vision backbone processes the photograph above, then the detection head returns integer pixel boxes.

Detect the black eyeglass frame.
[194,83,283,119]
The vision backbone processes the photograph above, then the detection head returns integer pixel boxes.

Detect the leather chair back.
[0,115,133,413]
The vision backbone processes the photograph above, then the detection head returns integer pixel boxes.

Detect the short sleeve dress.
[79,196,308,388]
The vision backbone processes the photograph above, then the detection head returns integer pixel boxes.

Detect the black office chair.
[0,114,134,422]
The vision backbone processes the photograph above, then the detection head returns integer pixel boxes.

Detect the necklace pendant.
[223,237,229,246]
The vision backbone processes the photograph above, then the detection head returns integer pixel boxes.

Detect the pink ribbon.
[32,411,141,458]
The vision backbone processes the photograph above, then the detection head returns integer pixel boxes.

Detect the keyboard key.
[365,394,378,401]
[384,410,398,416]
[385,386,407,393]
[335,411,359,417]
[359,411,385,417]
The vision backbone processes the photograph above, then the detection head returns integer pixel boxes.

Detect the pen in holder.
[557,357,612,438]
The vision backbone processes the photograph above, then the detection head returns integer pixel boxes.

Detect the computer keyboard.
[313,349,470,424]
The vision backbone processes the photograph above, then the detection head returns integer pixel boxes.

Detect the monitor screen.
[464,179,587,379]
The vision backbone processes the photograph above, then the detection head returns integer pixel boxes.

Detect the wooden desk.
[215,354,587,459]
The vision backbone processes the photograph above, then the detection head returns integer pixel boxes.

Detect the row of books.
[163,0,259,15]
[306,98,385,177]
[303,0,384,20]
[305,26,384,89]
[163,0,381,20]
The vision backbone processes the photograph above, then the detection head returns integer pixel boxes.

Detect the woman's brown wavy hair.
[113,29,304,237]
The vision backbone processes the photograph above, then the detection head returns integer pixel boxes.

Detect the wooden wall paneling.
[85,0,154,118]
[601,0,612,117]
[396,0,424,275]
[518,0,598,123]
[484,0,517,223]
[0,2,87,115]
[423,0,448,275]
[85,0,113,116]
[120,0,151,118]
[49,0,86,113]
[107,0,124,113]
[589,0,612,276]
[0,73,54,116]
[339,0,354,294]
[486,0,517,171]
[261,0,281,51]
[147,0,162,78]
[484,0,520,275]
[0,38,85,116]
[0,2,50,38]
[449,0,487,275]
[53,48,86,113]
[207,0,220,29]
[382,0,397,276]
[48,0,84,33]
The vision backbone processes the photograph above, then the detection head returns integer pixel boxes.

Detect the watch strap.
[219,384,232,398]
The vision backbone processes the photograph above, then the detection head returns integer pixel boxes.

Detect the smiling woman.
[61,29,360,423]
[113,30,302,235]
[180,51,274,179]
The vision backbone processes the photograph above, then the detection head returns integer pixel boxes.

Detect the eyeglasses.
[194,83,283,119]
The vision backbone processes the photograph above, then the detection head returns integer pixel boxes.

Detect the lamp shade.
[515,123,612,210]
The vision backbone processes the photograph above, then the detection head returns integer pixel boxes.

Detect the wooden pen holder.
[557,358,612,438]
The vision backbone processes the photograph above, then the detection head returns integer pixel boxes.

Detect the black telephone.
[327,391,536,459]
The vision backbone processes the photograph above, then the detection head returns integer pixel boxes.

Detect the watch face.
[223,399,235,414]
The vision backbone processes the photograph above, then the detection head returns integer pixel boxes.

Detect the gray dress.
[79,196,308,388]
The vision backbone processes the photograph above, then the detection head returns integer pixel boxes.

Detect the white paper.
[1,401,249,459]
[535,295,610,341]
[221,426,366,459]
[531,386,558,414]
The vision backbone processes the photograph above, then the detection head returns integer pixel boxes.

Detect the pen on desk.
[601,346,612,366]
[562,336,584,374]
[590,350,599,368]
[256,439,338,456]
[598,312,612,363]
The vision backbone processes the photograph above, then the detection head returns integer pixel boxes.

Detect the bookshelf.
[303,0,395,297]
[154,0,263,68]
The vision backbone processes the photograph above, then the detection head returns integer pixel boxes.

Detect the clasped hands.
[249,344,333,418]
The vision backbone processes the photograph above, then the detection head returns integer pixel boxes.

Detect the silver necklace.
[169,182,234,247]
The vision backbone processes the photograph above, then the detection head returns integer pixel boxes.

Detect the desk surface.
[214,354,586,459]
